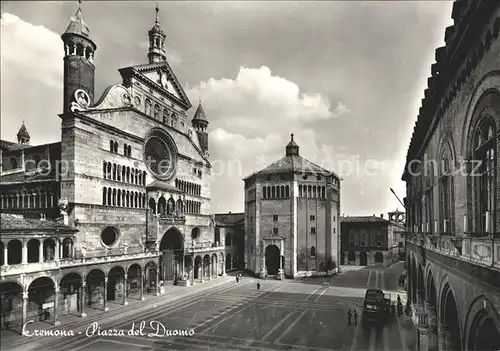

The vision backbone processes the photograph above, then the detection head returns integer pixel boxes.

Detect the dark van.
[362,288,387,323]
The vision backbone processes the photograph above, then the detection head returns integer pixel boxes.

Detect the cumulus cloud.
[1,13,62,88]
[1,12,62,145]
[186,66,350,136]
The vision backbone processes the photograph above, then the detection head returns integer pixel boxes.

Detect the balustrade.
[406,233,499,269]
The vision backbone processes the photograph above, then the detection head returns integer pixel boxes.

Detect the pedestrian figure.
[347,309,352,325]
[236,276,239,283]
[405,300,411,316]
[257,282,261,290]
[353,309,358,326]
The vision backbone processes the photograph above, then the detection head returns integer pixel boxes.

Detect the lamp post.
[191,239,195,285]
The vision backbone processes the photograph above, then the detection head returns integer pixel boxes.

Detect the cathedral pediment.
[118,62,192,110]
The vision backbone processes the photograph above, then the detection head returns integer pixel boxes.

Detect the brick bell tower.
[192,102,209,155]
[61,0,97,113]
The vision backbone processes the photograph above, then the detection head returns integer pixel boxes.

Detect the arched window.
[439,145,454,234]
[112,188,117,206]
[9,157,18,169]
[114,141,118,153]
[312,186,316,198]
[226,233,232,246]
[112,164,116,180]
[299,185,303,197]
[102,187,107,205]
[310,246,316,257]
[154,104,161,119]
[285,185,290,198]
[123,144,128,155]
[322,186,326,199]
[472,117,496,235]
[424,163,434,233]
[263,187,267,199]
[110,140,114,152]
[308,185,312,198]
[145,99,152,115]
[103,161,107,179]
[163,109,169,124]
[280,185,285,198]
[117,189,121,206]
[107,188,112,205]
[127,145,132,157]
[271,186,276,198]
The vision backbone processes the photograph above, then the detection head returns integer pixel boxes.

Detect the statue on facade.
[123,241,129,254]
[58,198,69,214]
[167,198,174,215]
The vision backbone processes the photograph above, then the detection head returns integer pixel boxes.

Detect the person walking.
[397,295,403,316]
[347,309,352,325]
[353,309,358,326]
[236,275,239,283]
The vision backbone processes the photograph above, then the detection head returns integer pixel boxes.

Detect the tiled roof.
[17,123,30,138]
[215,212,245,226]
[63,7,92,40]
[1,213,78,232]
[0,139,30,151]
[0,170,58,184]
[192,103,208,123]
[340,216,389,223]
[245,155,337,179]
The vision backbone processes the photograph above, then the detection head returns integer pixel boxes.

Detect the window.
[311,227,316,234]
[9,157,18,169]
[310,246,316,257]
[273,228,278,235]
[101,226,119,247]
[439,153,453,233]
[263,187,267,198]
[273,214,278,221]
[472,117,496,235]
[310,215,315,221]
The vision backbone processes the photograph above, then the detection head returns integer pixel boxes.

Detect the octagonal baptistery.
[58,4,213,264]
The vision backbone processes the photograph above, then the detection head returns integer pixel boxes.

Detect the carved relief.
[70,89,91,112]
[122,92,132,106]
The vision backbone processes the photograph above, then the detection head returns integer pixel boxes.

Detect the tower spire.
[148,3,166,63]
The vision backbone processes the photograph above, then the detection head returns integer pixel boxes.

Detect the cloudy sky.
[1,1,453,215]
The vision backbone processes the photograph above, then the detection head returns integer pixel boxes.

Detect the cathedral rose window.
[143,129,178,180]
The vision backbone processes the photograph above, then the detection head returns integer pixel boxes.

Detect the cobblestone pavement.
[4,264,416,351]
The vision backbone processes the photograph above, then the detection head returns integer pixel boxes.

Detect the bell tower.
[148,4,167,64]
[192,102,209,154]
[61,0,97,113]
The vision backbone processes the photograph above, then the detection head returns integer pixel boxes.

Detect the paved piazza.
[9,263,415,351]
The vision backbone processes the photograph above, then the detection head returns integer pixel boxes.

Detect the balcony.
[186,241,225,255]
[0,251,159,277]
[406,233,500,270]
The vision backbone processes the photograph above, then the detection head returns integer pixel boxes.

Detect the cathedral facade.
[0,3,222,329]
[243,135,341,279]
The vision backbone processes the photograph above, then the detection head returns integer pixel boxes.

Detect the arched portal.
[0,282,23,330]
[417,264,425,304]
[411,258,417,303]
[375,252,383,263]
[225,253,232,271]
[211,254,218,277]
[265,245,280,275]
[426,271,438,351]
[28,277,55,323]
[194,256,202,279]
[107,266,125,303]
[60,273,83,316]
[203,255,210,278]
[86,269,105,309]
[348,251,355,262]
[159,228,184,282]
[441,284,462,350]
[127,264,142,299]
[144,262,157,294]
[359,251,367,266]
[468,308,500,351]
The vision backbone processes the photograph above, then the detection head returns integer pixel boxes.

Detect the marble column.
[139,272,145,301]
[80,282,87,318]
[123,274,128,306]
[260,254,266,278]
[103,278,109,311]
[39,240,44,263]
[222,255,226,276]
[53,287,60,326]
[208,263,212,281]
[55,239,60,262]
[3,244,8,266]
[22,240,28,264]
[426,303,438,351]
[22,291,28,330]
[155,269,160,296]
